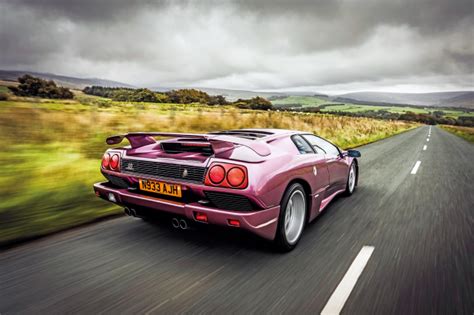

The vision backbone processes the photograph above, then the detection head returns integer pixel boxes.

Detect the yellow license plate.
[139,179,182,198]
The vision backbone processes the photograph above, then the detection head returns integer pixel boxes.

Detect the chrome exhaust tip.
[172,217,180,228]
[179,219,188,230]
[124,208,131,216]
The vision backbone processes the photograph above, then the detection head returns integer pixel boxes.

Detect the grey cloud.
[0,0,472,91]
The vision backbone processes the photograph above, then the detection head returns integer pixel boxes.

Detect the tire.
[343,161,357,196]
[274,183,307,252]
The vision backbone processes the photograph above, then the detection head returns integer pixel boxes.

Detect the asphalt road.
[1,126,473,314]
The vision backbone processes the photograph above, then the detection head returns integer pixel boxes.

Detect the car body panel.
[94,129,357,241]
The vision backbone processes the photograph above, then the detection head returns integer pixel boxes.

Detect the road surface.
[1,126,473,314]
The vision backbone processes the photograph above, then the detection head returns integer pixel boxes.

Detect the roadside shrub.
[0,92,8,101]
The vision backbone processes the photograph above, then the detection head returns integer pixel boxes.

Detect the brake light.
[101,153,110,169]
[227,167,245,187]
[209,165,225,184]
[109,154,120,170]
[204,163,248,189]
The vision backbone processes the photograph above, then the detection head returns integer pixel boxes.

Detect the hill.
[334,91,474,109]
[0,70,133,89]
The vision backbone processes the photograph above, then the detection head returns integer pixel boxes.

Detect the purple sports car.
[93,129,361,251]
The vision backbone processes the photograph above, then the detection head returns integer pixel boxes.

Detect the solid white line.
[321,246,375,315]
[411,161,421,174]
[423,145,427,151]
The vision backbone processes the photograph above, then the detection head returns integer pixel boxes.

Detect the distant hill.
[150,86,292,102]
[2,69,471,109]
[0,70,134,89]
[333,91,474,109]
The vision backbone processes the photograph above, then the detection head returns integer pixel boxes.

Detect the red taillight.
[109,154,120,170]
[209,165,225,184]
[227,167,245,187]
[204,163,248,189]
[194,212,208,222]
[101,153,110,169]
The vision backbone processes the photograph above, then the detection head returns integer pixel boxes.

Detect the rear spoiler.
[106,132,271,156]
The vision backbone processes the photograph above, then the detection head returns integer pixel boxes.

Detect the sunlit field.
[0,95,418,244]
[271,95,474,118]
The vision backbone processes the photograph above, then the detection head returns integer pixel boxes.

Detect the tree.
[248,96,273,110]
[9,75,73,99]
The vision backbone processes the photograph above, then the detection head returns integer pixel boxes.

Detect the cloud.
[0,0,472,92]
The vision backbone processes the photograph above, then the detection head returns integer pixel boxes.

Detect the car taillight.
[227,167,245,187]
[205,163,248,189]
[101,153,110,169]
[209,165,225,184]
[109,154,120,170]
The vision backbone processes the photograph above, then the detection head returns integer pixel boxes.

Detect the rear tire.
[274,183,307,252]
[343,162,357,196]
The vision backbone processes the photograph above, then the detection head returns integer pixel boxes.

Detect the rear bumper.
[93,182,280,240]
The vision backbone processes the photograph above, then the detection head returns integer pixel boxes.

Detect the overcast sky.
[1,0,473,93]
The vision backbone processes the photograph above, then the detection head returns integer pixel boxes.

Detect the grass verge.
[439,125,474,143]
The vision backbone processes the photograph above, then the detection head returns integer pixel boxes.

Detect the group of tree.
[82,86,167,103]
[233,97,273,110]
[9,75,73,99]
[83,86,273,110]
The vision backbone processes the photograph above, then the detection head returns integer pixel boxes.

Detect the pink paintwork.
[93,129,359,241]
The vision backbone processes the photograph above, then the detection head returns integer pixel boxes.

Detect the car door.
[291,134,330,195]
[302,134,348,193]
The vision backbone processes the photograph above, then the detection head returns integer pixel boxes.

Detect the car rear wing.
[106,132,271,156]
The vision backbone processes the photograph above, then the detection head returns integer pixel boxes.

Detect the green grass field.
[0,91,418,245]
[271,95,334,107]
[272,96,474,118]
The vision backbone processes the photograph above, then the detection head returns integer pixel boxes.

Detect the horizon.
[2,68,473,96]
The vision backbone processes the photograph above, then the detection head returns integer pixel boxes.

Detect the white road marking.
[321,246,375,315]
[427,138,430,142]
[411,161,421,174]
[423,145,427,151]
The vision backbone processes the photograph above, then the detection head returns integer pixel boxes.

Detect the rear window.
[291,135,314,154]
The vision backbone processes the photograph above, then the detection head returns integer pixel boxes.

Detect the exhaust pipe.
[130,208,137,217]
[124,207,131,216]
[172,217,180,228]
[179,219,188,230]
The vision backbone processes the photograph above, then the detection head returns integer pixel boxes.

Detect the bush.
[8,75,73,99]
[0,92,8,101]
[233,96,273,110]
[166,89,212,104]
[83,86,170,103]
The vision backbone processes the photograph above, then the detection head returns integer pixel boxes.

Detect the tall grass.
[0,98,418,244]
[440,125,474,143]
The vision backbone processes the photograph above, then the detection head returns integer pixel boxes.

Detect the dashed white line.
[411,161,421,174]
[321,246,375,315]
[427,138,430,142]
[423,145,427,151]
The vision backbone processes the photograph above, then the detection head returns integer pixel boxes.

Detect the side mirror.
[347,149,361,158]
